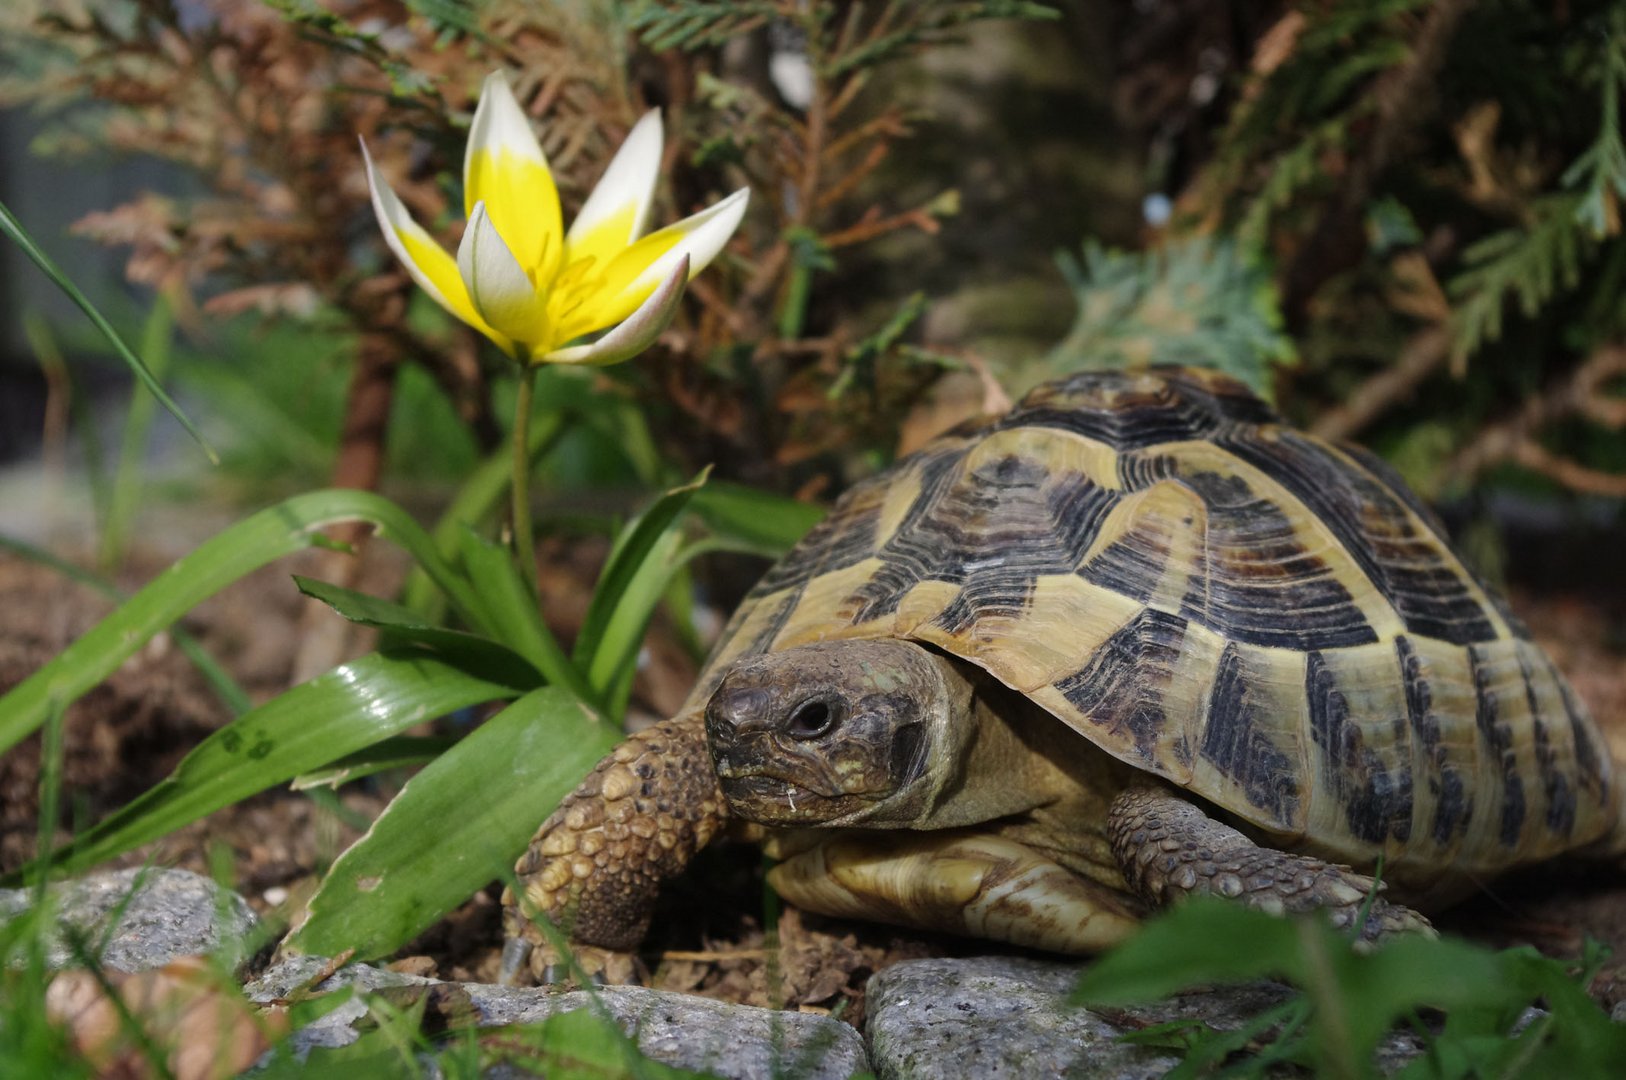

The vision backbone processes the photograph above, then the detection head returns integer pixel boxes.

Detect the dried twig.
[1507,439,1626,497]
[1311,326,1451,442]
[1448,344,1626,493]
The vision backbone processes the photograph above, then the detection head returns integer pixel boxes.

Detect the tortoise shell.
[688,366,1616,888]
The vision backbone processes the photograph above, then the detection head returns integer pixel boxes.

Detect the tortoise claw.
[531,943,642,987]
[498,936,533,987]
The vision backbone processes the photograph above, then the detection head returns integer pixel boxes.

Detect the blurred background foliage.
[0,0,1622,582]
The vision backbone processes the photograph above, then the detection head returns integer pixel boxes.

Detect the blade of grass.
[31,701,66,901]
[0,534,252,717]
[0,198,215,463]
[100,296,175,573]
[24,313,110,534]
[6,646,535,884]
[0,488,493,755]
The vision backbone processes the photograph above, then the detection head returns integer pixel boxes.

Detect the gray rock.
[0,867,260,974]
[866,956,1429,1079]
[246,957,867,1079]
[866,956,1182,1079]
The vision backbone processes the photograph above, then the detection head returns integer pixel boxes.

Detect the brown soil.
[4,551,1626,1020]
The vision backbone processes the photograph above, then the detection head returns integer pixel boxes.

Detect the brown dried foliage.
[2,0,971,496]
[46,956,289,1080]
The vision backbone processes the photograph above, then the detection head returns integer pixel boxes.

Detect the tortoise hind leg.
[768,831,1143,953]
[1107,785,1434,942]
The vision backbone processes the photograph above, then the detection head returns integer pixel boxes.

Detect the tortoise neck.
[900,658,1065,830]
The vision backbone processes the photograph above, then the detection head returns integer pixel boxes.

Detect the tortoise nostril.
[708,685,775,735]
[785,698,838,740]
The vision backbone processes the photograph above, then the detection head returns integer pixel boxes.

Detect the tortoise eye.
[786,698,839,740]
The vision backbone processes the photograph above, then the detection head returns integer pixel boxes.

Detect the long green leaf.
[290,735,459,791]
[286,687,618,960]
[1074,902,1306,1006]
[0,489,491,755]
[453,527,595,704]
[688,481,825,558]
[5,647,535,884]
[293,575,538,678]
[572,469,709,681]
[0,198,215,462]
[590,528,684,702]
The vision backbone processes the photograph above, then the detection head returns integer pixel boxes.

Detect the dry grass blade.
[45,957,289,1080]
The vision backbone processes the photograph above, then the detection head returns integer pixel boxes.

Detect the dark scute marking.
[1306,652,1412,844]
[1177,470,1378,650]
[694,590,801,704]
[1516,645,1575,837]
[840,451,968,623]
[1009,405,1218,451]
[1470,645,1527,848]
[846,446,1121,636]
[1341,443,1532,641]
[1076,490,1181,607]
[1053,608,1188,761]
[1116,451,1181,492]
[750,477,884,598]
[1013,367,1282,439]
[1338,443,1452,545]
[1220,430,1498,645]
[1544,654,1609,805]
[1396,635,1471,845]
[1156,366,1283,425]
[741,590,799,659]
[1198,644,1300,824]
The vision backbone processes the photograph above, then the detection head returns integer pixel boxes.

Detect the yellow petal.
[457,202,551,350]
[361,139,514,355]
[564,109,663,269]
[465,72,563,284]
[541,255,688,366]
[555,187,749,341]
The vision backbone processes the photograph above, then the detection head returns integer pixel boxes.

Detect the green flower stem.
[512,364,540,597]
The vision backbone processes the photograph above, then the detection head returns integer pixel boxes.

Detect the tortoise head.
[704,640,974,828]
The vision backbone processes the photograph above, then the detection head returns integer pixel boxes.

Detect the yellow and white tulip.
[363,72,748,365]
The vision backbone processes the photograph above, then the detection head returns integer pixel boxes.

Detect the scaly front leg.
[500,711,728,983]
[1107,785,1434,943]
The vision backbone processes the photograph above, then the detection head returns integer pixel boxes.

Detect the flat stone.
[866,956,1428,1079]
[0,868,260,974]
[246,957,867,1079]
[866,956,1182,1079]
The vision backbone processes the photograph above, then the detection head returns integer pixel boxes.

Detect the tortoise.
[501,365,1622,981]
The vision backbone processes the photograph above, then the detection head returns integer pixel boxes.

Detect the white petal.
[541,255,689,366]
[622,188,750,299]
[456,201,548,347]
[566,109,664,254]
[361,139,464,318]
[464,71,548,214]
